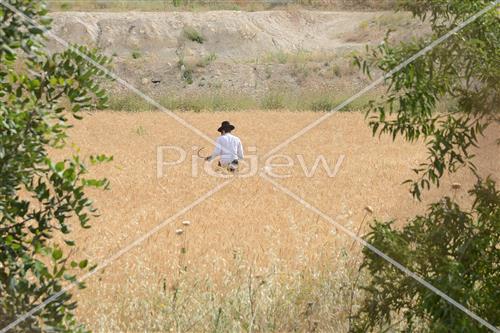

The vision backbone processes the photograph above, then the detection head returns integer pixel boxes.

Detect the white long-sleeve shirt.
[210,133,244,164]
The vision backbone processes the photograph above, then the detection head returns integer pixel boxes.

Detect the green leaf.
[55,161,65,172]
[52,248,63,261]
[79,259,88,269]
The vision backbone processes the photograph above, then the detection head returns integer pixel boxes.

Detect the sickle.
[197,147,209,159]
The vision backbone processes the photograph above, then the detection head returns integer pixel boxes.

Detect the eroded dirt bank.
[49,10,425,98]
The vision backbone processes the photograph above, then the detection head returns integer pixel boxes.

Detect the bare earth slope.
[51,11,373,58]
[49,11,425,97]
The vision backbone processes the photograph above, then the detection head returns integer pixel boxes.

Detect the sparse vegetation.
[135,126,146,136]
[106,89,377,112]
[131,50,141,59]
[197,53,217,67]
[256,51,359,83]
[261,50,337,65]
[84,243,366,332]
[60,1,70,10]
[177,57,195,84]
[183,25,205,44]
[47,0,398,12]
[268,50,289,64]
[108,94,153,112]
[160,93,255,112]
[182,69,194,84]
[290,63,311,83]
[261,92,286,110]
[343,11,422,43]
[310,98,335,112]
[331,63,342,77]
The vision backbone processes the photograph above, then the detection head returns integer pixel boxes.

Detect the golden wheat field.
[53,110,499,332]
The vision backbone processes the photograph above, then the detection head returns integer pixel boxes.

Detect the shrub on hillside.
[183,26,205,44]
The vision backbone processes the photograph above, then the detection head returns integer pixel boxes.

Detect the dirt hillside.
[49,10,426,98]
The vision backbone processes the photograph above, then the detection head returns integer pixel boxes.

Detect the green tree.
[352,179,499,332]
[351,0,499,331]
[0,0,111,331]
[355,0,499,200]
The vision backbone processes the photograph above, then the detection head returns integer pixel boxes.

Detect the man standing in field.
[205,121,244,171]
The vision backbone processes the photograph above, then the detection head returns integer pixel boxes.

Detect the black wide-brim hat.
[218,121,235,132]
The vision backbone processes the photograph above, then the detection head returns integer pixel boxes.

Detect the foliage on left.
[0,1,112,331]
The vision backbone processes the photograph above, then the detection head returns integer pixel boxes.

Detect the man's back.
[215,133,244,164]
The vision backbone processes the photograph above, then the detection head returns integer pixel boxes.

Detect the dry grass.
[107,90,375,112]
[52,110,498,332]
[342,12,427,43]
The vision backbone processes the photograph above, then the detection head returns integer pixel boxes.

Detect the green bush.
[182,69,194,84]
[131,50,141,59]
[274,50,289,64]
[197,53,217,67]
[352,178,500,332]
[183,26,205,44]
[353,1,500,331]
[354,0,499,199]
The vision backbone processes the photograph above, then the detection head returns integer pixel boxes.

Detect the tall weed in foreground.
[82,236,370,332]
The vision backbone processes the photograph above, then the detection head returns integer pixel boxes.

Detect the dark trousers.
[218,160,238,171]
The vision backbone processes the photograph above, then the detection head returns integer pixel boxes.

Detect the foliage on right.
[351,1,499,331]
[352,179,499,332]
